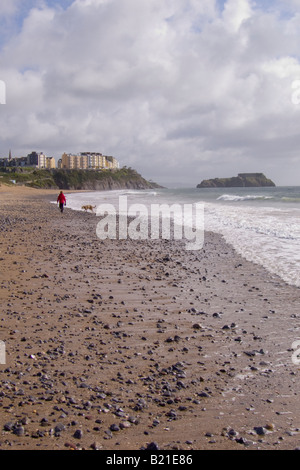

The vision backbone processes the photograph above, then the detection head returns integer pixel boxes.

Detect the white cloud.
[222,0,252,32]
[0,0,21,18]
[0,0,300,185]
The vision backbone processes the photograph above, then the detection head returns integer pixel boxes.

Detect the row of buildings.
[0,151,119,170]
[0,151,56,169]
[58,152,119,170]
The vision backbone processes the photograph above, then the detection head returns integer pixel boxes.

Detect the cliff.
[0,167,162,190]
[197,173,275,188]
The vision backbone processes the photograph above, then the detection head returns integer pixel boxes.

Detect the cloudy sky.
[1,0,300,186]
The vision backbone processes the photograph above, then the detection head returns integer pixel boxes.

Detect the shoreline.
[0,186,299,450]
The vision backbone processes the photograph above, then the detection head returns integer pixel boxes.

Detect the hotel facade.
[58,152,119,170]
[0,150,119,170]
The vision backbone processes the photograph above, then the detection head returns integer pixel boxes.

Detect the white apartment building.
[37,153,56,169]
[38,152,46,168]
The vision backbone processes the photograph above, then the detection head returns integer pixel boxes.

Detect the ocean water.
[63,186,300,288]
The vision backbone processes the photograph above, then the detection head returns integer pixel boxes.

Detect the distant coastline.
[197,173,276,188]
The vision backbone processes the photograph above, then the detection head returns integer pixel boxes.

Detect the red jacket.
[57,192,66,204]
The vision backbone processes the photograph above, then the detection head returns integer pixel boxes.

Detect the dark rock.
[13,426,25,436]
[198,391,210,398]
[4,422,14,432]
[254,426,266,436]
[110,424,120,432]
[73,429,83,439]
[54,423,66,434]
[146,442,160,451]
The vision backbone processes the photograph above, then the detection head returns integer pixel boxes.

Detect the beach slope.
[0,186,299,450]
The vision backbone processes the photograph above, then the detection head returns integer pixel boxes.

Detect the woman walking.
[57,191,66,213]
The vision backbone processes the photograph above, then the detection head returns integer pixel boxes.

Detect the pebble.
[254,426,266,436]
[110,424,120,432]
[120,421,131,429]
[235,437,249,446]
[13,426,25,436]
[146,442,160,450]
[4,422,14,432]
[73,429,83,439]
[198,391,210,398]
[54,423,66,435]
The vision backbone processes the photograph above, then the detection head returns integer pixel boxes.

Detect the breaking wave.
[217,194,274,202]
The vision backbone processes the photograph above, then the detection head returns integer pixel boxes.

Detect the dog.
[81,205,96,212]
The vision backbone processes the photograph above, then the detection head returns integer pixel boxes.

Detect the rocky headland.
[0,167,162,191]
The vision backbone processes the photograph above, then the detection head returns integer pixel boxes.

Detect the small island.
[197,173,276,188]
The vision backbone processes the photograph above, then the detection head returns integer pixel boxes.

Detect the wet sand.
[0,185,299,450]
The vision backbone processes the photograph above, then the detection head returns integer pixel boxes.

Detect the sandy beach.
[0,185,299,451]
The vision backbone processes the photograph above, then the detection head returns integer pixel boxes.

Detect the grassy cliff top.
[0,167,162,190]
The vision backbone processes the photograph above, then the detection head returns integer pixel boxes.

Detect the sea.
[62,186,300,288]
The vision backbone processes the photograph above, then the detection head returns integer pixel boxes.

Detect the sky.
[1,0,300,187]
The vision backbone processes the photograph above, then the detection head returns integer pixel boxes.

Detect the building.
[27,151,39,166]
[0,151,56,169]
[38,152,47,168]
[81,152,106,169]
[106,156,119,169]
[60,152,119,170]
[26,151,56,169]
[8,157,27,167]
[61,153,88,169]
[46,157,56,169]
[0,156,28,167]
